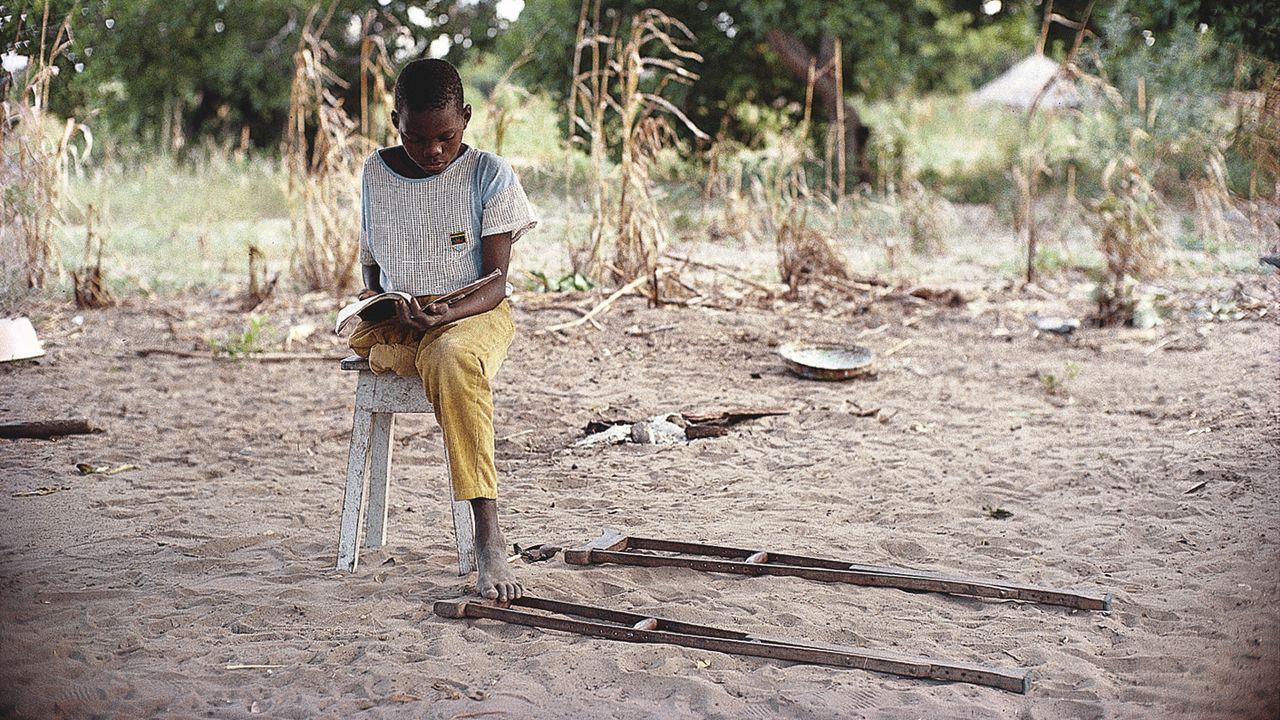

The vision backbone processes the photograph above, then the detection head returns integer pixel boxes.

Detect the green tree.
[1,0,513,148]
[502,0,1033,182]
[1032,0,1278,61]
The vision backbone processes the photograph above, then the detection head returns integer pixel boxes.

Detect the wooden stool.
[336,355,476,575]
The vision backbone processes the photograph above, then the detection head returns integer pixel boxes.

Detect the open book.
[334,269,503,336]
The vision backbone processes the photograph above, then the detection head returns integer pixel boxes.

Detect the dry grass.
[695,53,854,295]
[242,243,278,311]
[285,2,381,293]
[1233,62,1280,250]
[71,204,113,309]
[901,180,955,256]
[1191,149,1237,250]
[1019,1,1096,285]
[775,205,848,297]
[1092,150,1168,324]
[0,6,90,293]
[743,138,849,295]
[1236,63,1279,203]
[566,0,615,275]
[486,25,548,157]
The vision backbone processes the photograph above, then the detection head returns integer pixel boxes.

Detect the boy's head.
[394,58,465,115]
[391,58,472,175]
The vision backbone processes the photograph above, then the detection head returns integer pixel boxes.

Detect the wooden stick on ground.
[881,339,913,358]
[0,419,103,440]
[662,252,779,295]
[539,273,657,334]
[130,348,344,362]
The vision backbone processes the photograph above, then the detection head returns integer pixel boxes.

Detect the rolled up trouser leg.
[414,301,514,500]
[348,318,422,376]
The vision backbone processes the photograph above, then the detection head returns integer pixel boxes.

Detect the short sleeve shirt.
[358,146,536,295]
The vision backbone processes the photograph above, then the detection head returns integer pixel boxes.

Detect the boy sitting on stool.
[348,58,534,602]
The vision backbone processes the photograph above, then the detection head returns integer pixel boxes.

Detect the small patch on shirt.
[449,230,468,252]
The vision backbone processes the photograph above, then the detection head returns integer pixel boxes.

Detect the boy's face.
[393,104,472,175]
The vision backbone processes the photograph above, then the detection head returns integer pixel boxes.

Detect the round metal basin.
[777,342,874,381]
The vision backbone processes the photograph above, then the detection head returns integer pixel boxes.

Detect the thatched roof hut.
[971,54,1079,110]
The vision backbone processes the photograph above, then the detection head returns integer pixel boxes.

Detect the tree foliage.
[1,0,511,147]
[1037,0,1277,62]
[503,0,1034,144]
[1,0,1273,150]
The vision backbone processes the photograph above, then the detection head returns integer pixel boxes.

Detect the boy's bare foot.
[470,498,523,602]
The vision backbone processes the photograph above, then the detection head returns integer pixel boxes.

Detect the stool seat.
[336,355,476,575]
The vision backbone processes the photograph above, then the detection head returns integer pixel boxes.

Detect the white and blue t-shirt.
[358,146,536,296]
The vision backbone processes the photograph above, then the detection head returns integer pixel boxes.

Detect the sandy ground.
[1,266,1278,719]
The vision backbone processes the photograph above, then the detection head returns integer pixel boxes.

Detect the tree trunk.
[765,28,871,185]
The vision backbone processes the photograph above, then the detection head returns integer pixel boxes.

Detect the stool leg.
[445,447,478,576]
[336,405,373,572]
[364,412,394,548]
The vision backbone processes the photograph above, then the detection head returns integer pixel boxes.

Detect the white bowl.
[0,317,46,362]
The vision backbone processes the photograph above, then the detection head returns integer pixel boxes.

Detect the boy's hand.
[395,297,451,330]
[357,288,380,300]
[422,301,449,325]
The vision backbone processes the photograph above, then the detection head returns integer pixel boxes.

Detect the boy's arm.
[358,262,384,300]
[396,232,512,330]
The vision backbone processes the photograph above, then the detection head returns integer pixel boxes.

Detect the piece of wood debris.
[626,323,680,337]
[685,425,731,440]
[850,403,881,417]
[0,419,102,440]
[662,252,779,295]
[1143,335,1182,356]
[682,407,791,425]
[76,463,138,475]
[12,486,71,497]
[131,348,343,362]
[540,273,659,334]
[881,339,913,358]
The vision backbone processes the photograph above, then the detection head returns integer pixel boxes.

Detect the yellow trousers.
[348,300,514,500]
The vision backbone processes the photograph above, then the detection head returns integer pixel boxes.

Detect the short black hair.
[394,58,465,114]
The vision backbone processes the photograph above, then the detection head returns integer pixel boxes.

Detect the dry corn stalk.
[569,5,707,286]
[285,3,378,293]
[612,9,707,288]
[1093,152,1167,325]
[71,204,113,309]
[1021,1,1096,284]
[357,10,397,148]
[567,0,616,273]
[1191,149,1236,250]
[0,5,89,291]
[615,115,676,293]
